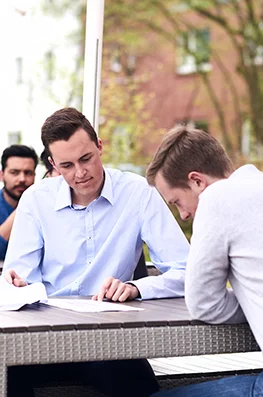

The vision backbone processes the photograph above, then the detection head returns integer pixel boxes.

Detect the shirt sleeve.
[0,235,8,261]
[185,192,246,324]
[131,186,189,300]
[3,192,44,284]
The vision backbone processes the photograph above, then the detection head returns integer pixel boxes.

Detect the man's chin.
[15,189,26,195]
[12,193,23,200]
[4,188,23,202]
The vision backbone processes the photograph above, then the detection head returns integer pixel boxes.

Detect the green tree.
[40,0,162,169]
[99,68,160,168]
[105,0,263,159]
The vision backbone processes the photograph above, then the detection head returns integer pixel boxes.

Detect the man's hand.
[92,277,139,302]
[4,269,27,287]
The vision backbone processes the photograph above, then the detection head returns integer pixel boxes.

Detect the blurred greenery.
[169,205,193,242]
[143,204,192,262]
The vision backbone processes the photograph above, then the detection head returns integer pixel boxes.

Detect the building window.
[245,21,263,66]
[15,57,23,84]
[126,54,136,75]
[110,47,122,73]
[245,39,263,66]
[112,125,131,159]
[195,120,209,132]
[45,50,55,81]
[174,120,209,132]
[176,28,211,75]
[254,45,263,65]
[241,119,263,160]
[8,131,22,145]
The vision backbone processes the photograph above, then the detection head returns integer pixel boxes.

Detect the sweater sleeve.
[185,190,246,324]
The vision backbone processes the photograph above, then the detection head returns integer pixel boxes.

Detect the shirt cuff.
[125,282,142,299]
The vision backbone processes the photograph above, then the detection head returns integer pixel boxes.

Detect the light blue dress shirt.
[4,168,189,299]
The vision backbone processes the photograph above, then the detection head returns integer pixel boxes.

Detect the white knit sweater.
[186,165,263,351]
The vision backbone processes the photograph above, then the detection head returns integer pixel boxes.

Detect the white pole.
[82,0,105,134]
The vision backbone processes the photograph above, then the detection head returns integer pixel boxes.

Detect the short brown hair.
[146,125,234,188]
[41,107,98,155]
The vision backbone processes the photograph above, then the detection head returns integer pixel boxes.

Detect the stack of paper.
[45,298,145,313]
[0,276,47,311]
[0,276,145,313]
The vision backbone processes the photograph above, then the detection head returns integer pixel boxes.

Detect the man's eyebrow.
[9,168,35,172]
[58,160,72,166]
[58,153,92,166]
[79,152,92,160]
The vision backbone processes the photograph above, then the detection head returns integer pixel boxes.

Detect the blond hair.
[146,125,233,188]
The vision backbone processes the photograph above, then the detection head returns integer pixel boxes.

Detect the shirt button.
[88,236,91,240]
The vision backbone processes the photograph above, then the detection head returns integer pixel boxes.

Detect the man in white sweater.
[147,125,263,397]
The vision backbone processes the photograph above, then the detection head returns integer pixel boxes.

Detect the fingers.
[104,278,126,301]
[4,269,18,284]
[114,285,136,302]
[97,277,114,302]
[93,277,139,302]
[3,269,27,287]
[13,277,27,287]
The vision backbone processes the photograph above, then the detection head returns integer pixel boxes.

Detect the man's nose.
[18,172,26,183]
[180,210,191,221]
[75,164,86,179]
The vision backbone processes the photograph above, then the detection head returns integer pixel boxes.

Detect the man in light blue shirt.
[4,107,189,397]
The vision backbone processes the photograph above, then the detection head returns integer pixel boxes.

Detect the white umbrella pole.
[82,0,105,133]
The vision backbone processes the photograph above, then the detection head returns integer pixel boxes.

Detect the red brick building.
[102,3,262,166]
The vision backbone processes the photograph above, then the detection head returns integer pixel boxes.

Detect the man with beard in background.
[0,144,38,260]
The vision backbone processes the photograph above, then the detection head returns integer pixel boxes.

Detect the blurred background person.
[0,145,38,260]
[40,148,60,178]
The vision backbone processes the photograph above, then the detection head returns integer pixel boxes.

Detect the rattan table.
[0,297,259,396]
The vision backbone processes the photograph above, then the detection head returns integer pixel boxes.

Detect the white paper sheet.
[0,276,47,311]
[45,298,144,312]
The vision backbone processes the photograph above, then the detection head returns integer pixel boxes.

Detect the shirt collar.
[54,169,114,211]
[229,164,261,179]
[100,169,114,205]
[55,178,72,211]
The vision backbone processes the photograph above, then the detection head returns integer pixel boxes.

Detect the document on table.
[0,276,47,311]
[44,298,145,312]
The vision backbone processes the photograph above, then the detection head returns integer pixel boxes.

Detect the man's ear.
[0,170,3,182]
[188,171,207,192]
[97,138,103,156]
[48,156,56,168]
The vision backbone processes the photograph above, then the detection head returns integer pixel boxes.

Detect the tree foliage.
[99,68,159,168]
[40,0,163,170]
[105,0,263,156]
